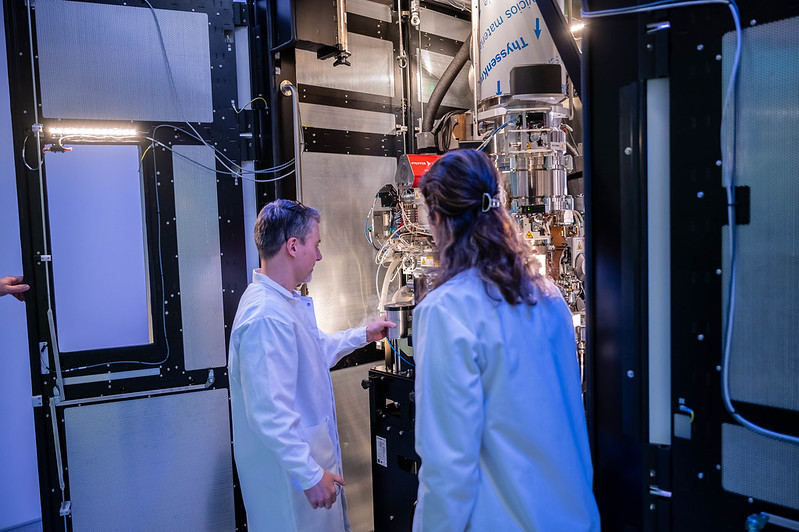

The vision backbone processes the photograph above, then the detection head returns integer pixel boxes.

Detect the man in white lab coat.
[228,199,394,532]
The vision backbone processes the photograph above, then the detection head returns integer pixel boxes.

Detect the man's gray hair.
[254,199,321,260]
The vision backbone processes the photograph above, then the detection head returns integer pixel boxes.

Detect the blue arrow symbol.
[496,80,502,95]
[534,18,541,39]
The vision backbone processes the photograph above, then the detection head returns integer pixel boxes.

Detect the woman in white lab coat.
[412,149,601,531]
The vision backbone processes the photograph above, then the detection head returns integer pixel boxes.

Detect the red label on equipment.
[406,154,440,187]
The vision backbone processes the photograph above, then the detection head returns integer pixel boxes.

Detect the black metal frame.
[584,1,799,530]
[4,0,248,528]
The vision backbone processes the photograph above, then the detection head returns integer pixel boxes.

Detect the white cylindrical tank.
[474,0,563,104]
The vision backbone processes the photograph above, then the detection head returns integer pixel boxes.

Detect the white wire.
[151,124,294,174]
[584,0,798,445]
[142,1,294,179]
[581,0,729,18]
[145,137,295,183]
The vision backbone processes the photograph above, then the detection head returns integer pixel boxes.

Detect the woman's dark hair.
[420,149,544,305]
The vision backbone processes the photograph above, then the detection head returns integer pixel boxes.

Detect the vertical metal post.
[279,80,303,202]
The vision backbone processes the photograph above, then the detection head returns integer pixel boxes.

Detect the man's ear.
[285,237,299,257]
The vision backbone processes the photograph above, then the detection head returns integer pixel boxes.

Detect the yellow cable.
[233,97,268,113]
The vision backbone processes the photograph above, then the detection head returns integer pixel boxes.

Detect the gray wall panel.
[300,102,396,134]
[419,7,471,41]
[420,49,473,109]
[722,423,799,511]
[35,0,212,122]
[348,0,392,22]
[303,153,397,333]
[333,365,374,532]
[722,16,799,412]
[173,145,227,371]
[64,389,235,531]
[297,33,395,97]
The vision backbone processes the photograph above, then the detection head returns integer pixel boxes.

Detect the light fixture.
[48,126,139,137]
[570,22,585,33]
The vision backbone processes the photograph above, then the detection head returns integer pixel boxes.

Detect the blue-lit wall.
[0,2,41,529]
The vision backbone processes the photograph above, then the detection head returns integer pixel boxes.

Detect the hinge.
[32,395,42,407]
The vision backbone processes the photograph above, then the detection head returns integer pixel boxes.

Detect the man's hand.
[304,470,345,510]
[366,318,397,343]
[0,276,30,302]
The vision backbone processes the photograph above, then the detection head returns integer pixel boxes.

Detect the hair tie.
[481,192,500,212]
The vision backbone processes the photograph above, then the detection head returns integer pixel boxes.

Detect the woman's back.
[413,268,600,531]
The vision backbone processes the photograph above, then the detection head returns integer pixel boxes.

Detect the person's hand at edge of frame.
[0,275,30,302]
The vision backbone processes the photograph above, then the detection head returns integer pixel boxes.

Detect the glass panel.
[46,144,153,352]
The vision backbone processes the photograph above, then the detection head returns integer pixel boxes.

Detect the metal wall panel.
[297,33,395,97]
[333,365,375,532]
[35,0,213,122]
[173,145,227,370]
[722,16,799,412]
[420,49,473,109]
[63,389,235,531]
[303,153,397,333]
[722,423,799,511]
[419,7,470,41]
[348,0,392,22]
[300,102,397,134]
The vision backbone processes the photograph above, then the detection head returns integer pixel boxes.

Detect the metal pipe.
[49,397,66,493]
[280,80,303,202]
[334,0,351,66]
[56,383,208,407]
[421,33,472,133]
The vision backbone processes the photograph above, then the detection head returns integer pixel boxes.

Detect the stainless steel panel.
[303,152,397,332]
[348,0,392,22]
[333,365,375,532]
[35,0,212,122]
[420,49,474,109]
[297,33,395,97]
[419,7,471,41]
[722,423,799,511]
[722,17,799,413]
[173,146,227,371]
[300,102,396,134]
[63,389,235,531]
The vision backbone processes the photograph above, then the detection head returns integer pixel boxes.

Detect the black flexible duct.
[422,33,472,133]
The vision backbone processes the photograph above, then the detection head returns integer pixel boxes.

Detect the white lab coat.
[228,271,367,532]
[412,268,600,532]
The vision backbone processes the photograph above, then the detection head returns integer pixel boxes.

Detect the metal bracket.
[649,485,672,498]
[39,341,50,374]
[232,3,248,26]
[59,500,71,516]
[32,395,43,407]
[720,185,751,226]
